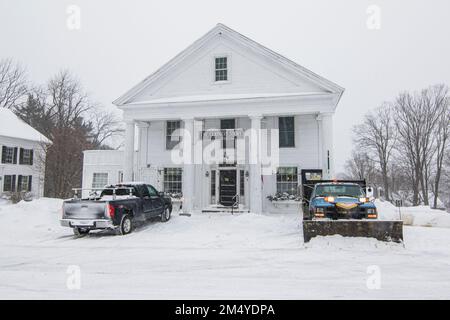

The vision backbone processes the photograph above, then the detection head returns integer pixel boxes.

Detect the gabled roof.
[113,23,344,106]
[0,108,51,143]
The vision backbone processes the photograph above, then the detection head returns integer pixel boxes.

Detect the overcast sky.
[1,0,449,172]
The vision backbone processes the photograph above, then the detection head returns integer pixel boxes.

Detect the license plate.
[73,220,93,226]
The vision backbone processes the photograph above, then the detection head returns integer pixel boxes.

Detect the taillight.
[107,204,115,219]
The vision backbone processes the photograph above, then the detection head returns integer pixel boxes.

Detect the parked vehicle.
[300,171,403,243]
[304,181,377,220]
[60,183,172,236]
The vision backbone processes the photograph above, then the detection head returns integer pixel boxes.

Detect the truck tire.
[161,206,171,222]
[73,227,90,236]
[119,215,133,235]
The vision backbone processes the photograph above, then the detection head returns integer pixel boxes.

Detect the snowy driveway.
[0,199,449,299]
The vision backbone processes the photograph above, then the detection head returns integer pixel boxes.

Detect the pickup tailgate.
[63,200,107,220]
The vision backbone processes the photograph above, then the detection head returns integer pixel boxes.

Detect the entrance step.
[201,207,250,214]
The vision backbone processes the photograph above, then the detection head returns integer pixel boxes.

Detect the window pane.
[92,173,108,189]
[279,117,295,147]
[276,167,298,195]
[166,121,181,150]
[163,168,183,194]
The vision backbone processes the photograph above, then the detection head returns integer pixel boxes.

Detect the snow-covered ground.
[0,198,449,299]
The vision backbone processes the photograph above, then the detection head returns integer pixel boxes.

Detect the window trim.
[163,167,183,195]
[276,166,299,196]
[19,148,33,165]
[92,172,109,189]
[3,175,16,192]
[212,54,231,84]
[278,116,296,148]
[165,120,182,150]
[1,146,17,164]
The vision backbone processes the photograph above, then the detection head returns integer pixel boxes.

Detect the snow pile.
[1,198,450,299]
[0,198,63,244]
[376,199,450,228]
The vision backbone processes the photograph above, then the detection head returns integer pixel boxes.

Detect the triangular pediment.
[114,24,343,106]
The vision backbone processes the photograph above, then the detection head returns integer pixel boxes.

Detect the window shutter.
[30,150,34,165]
[1,146,5,164]
[28,175,32,192]
[19,148,24,165]
[17,175,22,191]
[13,147,18,164]
[12,175,16,192]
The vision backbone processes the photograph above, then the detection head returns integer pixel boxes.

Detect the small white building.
[83,24,344,213]
[0,108,50,198]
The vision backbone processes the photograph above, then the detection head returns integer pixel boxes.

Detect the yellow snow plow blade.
[303,220,403,243]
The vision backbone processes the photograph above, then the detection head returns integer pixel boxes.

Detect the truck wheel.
[161,206,171,222]
[119,215,133,235]
[73,227,89,236]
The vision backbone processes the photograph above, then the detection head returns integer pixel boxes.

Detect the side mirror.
[159,191,165,197]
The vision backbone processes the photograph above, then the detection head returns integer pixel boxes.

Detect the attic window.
[215,57,228,81]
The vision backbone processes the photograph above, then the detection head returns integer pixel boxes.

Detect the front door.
[219,170,237,206]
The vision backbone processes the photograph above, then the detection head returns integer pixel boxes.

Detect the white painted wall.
[0,136,46,198]
[133,38,326,103]
[82,150,125,197]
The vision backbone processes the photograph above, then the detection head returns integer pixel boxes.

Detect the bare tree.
[353,104,396,201]
[431,87,450,208]
[344,150,377,183]
[86,109,123,149]
[394,85,445,205]
[0,58,27,109]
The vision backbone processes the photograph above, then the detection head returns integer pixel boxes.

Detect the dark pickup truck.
[60,183,172,236]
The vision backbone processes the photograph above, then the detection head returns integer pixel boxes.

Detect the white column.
[123,120,135,182]
[182,118,195,213]
[320,113,334,179]
[136,121,150,181]
[249,115,263,213]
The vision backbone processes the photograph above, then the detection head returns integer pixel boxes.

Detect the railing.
[72,187,134,201]
[231,194,240,215]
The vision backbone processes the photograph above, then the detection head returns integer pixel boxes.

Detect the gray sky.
[1,0,449,172]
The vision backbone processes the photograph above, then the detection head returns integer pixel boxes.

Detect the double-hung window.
[20,148,33,165]
[3,175,16,192]
[92,173,108,189]
[163,168,182,194]
[276,167,298,195]
[166,121,181,150]
[279,116,295,148]
[1,146,17,164]
[215,57,228,82]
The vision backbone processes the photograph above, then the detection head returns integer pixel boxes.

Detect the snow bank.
[376,199,450,228]
[0,198,63,244]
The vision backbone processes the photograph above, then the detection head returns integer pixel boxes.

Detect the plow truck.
[301,176,403,243]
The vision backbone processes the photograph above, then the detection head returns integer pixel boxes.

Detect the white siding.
[133,40,326,102]
[0,136,46,198]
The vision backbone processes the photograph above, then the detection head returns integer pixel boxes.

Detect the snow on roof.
[129,92,325,105]
[0,108,51,143]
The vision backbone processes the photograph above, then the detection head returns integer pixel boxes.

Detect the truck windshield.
[315,185,364,198]
[100,187,136,197]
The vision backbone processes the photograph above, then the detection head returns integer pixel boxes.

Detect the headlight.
[315,207,324,213]
[367,208,377,214]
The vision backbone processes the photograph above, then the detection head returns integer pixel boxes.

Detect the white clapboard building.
[82,24,344,213]
[0,108,50,198]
